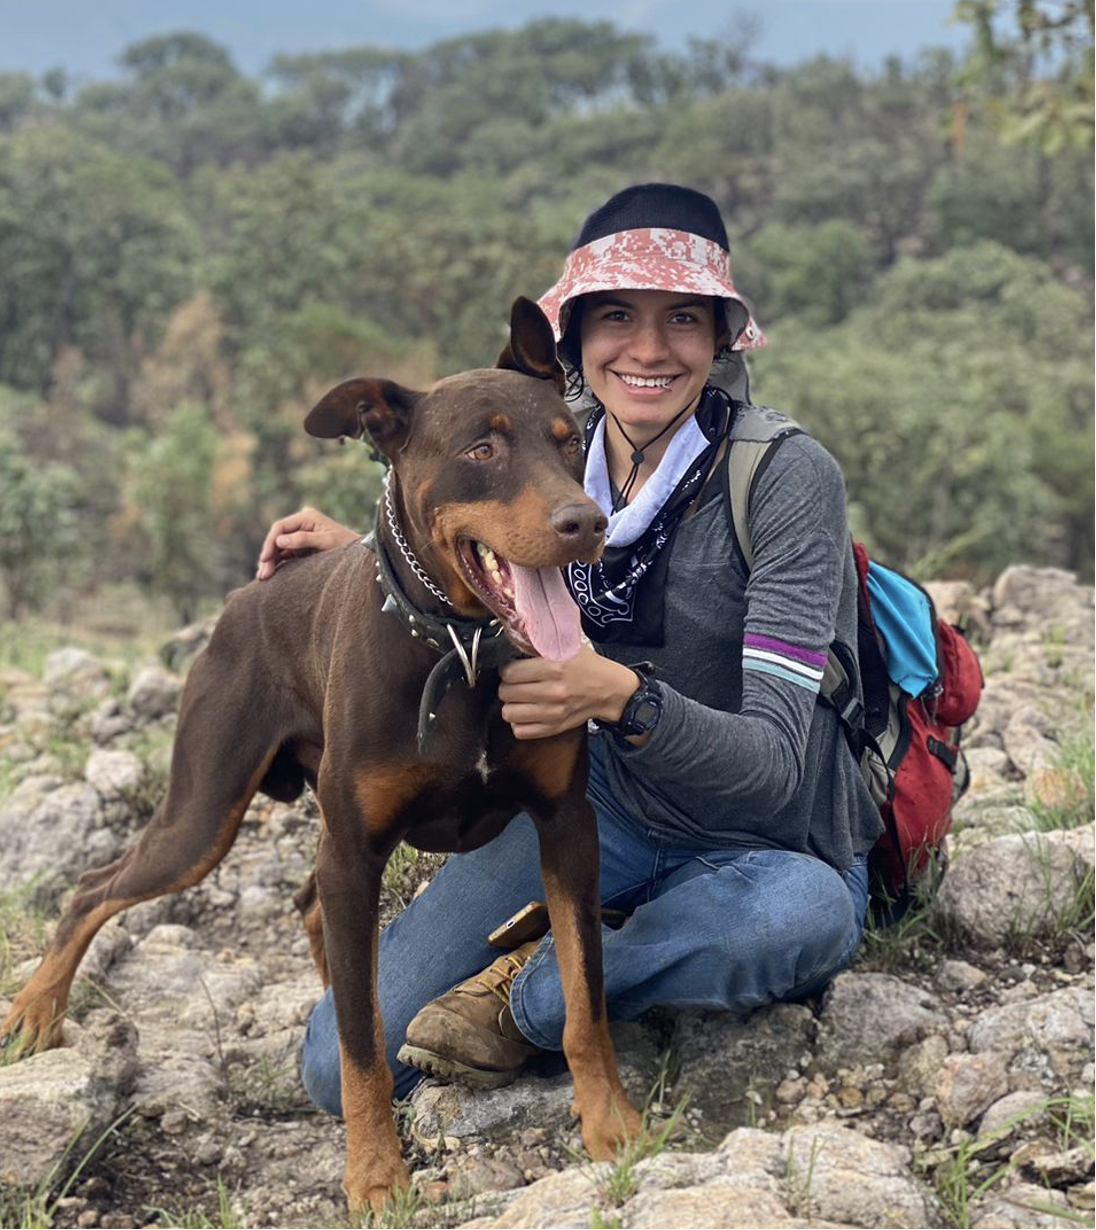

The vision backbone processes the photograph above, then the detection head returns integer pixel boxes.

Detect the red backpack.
[724,406,984,922]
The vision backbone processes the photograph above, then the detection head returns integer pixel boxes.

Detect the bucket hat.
[538,183,765,352]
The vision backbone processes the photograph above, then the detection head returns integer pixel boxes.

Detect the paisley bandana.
[567,385,734,646]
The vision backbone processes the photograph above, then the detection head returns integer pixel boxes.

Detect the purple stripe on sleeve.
[743,632,828,668]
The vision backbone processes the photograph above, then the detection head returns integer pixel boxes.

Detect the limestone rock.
[968,987,1094,1085]
[923,579,976,626]
[412,1073,574,1147]
[783,1122,940,1228]
[970,1179,1077,1228]
[978,1088,1051,1139]
[1002,706,1059,775]
[0,778,117,903]
[160,615,218,675]
[459,1165,605,1228]
[126,664,183,721]
[818,972,946,1067]
[627,1183,820,1229]
[991,566,1089,620]
[447,1155,526,1200]
[87,697,134,745]
[84,747,145,799]
[936,959,988,993]
[933,1051,1010,1126]
[0,1012,138,1190]
[898,1034,950,1097]
[42,648,113,703]
[934,830,1090,946]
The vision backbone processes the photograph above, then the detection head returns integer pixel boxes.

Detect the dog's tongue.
[509,564,582,661]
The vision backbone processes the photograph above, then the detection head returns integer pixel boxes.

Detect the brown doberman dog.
[1,298,642,1214]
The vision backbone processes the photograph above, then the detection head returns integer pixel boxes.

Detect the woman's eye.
[467,442,494,461]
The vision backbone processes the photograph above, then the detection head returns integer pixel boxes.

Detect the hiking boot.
[397,940,542,1089]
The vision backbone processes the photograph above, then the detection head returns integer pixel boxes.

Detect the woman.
[258,184,882,1112]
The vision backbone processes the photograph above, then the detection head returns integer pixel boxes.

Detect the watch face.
[633,698,660,728]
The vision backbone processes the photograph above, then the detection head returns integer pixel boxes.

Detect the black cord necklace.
[609,400,696,512]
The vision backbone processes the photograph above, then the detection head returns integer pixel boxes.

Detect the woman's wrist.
[594,658,641,725]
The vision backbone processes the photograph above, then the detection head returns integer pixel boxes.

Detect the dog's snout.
[551,501,607,554]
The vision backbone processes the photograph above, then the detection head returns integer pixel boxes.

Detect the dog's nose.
[551,502,607,555]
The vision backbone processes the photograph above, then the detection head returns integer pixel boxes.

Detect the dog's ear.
[305,378,422,456]
[496,297,566,395]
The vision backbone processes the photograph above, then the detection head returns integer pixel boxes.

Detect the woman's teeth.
[618,374,675,388]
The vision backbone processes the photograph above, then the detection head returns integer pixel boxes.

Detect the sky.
[2,0,971,81]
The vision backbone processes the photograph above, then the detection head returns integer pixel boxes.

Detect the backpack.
[723,405,984,924]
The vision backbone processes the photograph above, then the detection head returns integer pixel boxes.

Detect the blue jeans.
[301,736,869,1114]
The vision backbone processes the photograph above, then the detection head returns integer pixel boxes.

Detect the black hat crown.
[572,183,730,254]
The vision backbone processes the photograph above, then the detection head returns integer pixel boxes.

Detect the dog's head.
[305,298,605,660]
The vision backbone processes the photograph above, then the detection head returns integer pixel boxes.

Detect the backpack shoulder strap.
[723,404,805,572]
[724,406,864,731]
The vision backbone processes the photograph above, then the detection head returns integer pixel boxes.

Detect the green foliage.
[748,220,872,326]
[754,241,1094,579]
[123,402,229,622]
[0,427,78,618]
[1029,719,1096,831]
[0,125,197,404]
[953,0,1095,153]
[0,17,1090,613]
[928,1092,1095,1228]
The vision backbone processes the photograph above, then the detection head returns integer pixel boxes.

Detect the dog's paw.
[1,995,66,1060]
[344,1153,411,1221]
[579,1095,644,1161]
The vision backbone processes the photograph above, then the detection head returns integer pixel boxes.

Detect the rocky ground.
[0,565,1092,1230]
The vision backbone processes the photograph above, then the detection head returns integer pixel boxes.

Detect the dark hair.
[572,183,731,253]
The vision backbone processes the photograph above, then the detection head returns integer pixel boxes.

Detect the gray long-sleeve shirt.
[595,427,883,871]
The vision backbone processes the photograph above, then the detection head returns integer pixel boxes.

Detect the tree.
[122,402,231,622]
[0,428,77,618]
[754,242,1093,579]
[953,0,1095,151]
[0,126,197,412]
[747,221,872,327]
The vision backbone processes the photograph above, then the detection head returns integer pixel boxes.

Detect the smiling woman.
[265,182,883,1111]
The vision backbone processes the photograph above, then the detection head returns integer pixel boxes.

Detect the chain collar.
[383,470,454,609]
[364,487,521,756]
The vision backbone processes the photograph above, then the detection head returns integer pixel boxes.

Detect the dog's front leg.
[314,806,408,1217]
[525,738,643,1160]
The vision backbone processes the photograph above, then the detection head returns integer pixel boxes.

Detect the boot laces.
[473,952,529,1008]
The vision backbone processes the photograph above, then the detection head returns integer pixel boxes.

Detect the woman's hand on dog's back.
[257,508,359,580]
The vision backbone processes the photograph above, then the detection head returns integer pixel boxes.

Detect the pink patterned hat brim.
[538,227,766,352]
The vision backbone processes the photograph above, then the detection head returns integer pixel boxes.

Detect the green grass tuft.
[928,1093,1095,1229]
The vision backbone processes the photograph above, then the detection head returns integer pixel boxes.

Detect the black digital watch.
[599,661,662,738]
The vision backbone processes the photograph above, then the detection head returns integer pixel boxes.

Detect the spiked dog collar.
[363,521,519,756]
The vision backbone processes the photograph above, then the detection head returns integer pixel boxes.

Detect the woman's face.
[579,289,722,432]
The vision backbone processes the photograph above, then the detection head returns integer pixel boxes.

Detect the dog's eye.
[561,435,581,454]
[466,443,494,462]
